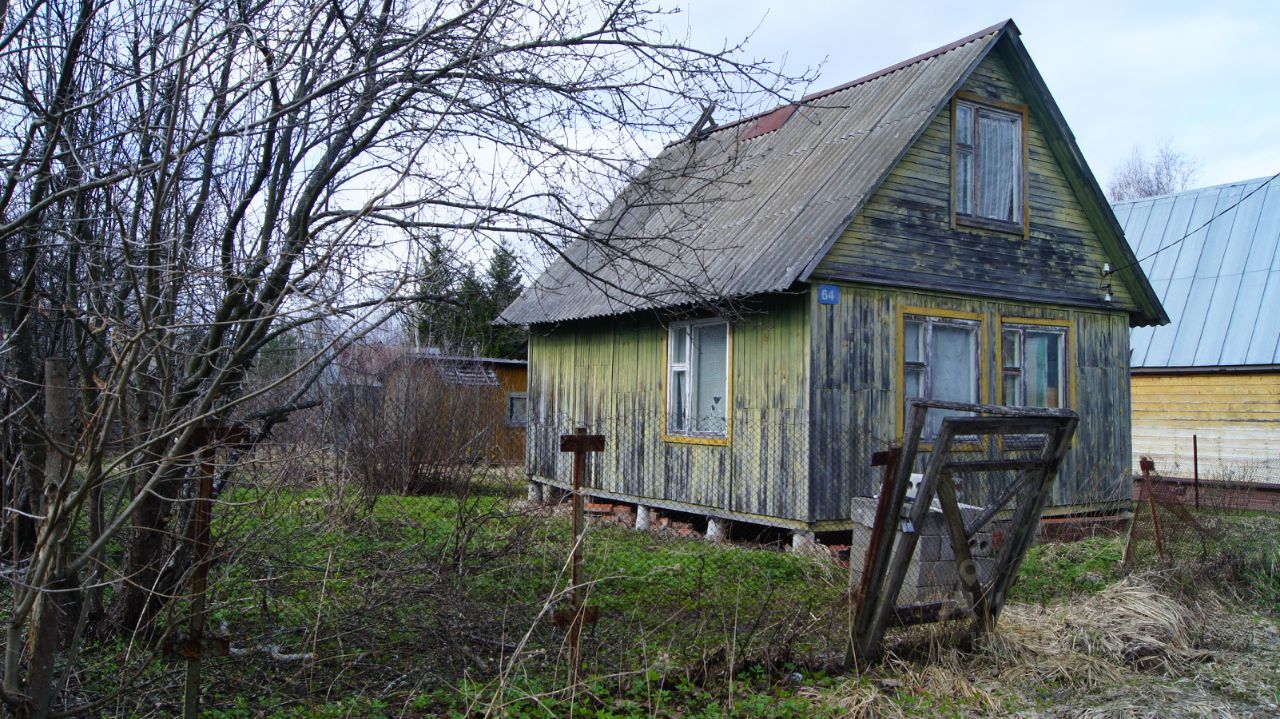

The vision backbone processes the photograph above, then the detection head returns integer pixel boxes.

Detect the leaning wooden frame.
[848,399,1079,664]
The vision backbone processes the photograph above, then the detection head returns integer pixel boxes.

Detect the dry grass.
[804,577,1279,718]
[989,577,1203,675]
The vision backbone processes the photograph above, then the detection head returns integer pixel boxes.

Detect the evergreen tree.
[413,240,527,358]
[481,243,527,358]
[415,237,465,351]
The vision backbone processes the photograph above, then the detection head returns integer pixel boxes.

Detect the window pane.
[1003,371,1022,406]
[927,323,977,439]
[508,395,528,426]
[955,103,973,145]
[1001,329,1020,369]
[671,326,688,364]
[1024,330,1063,407]
[976,111,1021,222]
[904,320,923,363]
[929,325,976,402]
[670,369,688,430]
[904,367,923,400]
[955,148,974,216]
[693,323,728,433]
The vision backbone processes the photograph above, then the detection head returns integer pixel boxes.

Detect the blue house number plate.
[818,284,839,305]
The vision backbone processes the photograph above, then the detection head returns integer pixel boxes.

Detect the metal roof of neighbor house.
[1113,174,1280,369]
[500,21,1164,327]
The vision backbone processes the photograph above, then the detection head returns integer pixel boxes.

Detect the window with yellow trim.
[904,314,980,440]
[667,319,729,437]
[1001,324,1067,408]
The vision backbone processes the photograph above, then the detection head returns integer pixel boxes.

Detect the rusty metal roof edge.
[797,25,1009,283]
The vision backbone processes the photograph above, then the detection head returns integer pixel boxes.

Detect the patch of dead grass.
[810,576,1278,718]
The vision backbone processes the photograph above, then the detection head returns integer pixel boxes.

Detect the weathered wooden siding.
[526,294,813,524]
[812,51,1136,313]
[1131,372,1280,482]
[493,364,528,464]
[809,283,1133,519]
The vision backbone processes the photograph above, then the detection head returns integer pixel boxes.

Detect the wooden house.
[1113,176,1280,483]
[378,353,529,466]
[499,21,1167,535]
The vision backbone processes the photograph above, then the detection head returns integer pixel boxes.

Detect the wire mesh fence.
[1123,454,1280,607]
[9,357,1280,717]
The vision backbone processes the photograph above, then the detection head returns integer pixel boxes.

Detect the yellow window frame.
[996,316,1075,411]
[950,91,1030,239]
[661,318,733,446]
[896,306,988,449]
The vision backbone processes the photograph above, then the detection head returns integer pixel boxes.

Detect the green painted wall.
[808,282,1132,517]
[526,294,813,524]
[813,50,1137,313]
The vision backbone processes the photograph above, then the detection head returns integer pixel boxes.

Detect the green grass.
[1010,535,1125,604]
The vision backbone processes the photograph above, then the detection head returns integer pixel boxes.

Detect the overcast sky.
[672,0,1280,191]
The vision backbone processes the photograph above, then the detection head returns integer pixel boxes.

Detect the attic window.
[953,97,1025,229]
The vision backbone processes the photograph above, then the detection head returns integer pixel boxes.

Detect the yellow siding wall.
[1131,373,1280,482]
[526,294,813,525]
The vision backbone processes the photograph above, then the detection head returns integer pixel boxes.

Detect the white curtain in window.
[693,324,728,433]
[926,324,977,438]
[977,112,1020,222]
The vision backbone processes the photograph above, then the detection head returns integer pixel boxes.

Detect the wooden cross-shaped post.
[559,426,604,683]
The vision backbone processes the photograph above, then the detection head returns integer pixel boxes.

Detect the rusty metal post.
[1139,457,1164,560]
[1192,434,1200,511]
[183,440,215,719]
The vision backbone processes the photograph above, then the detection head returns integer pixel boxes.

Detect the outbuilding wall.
[1130,371,1280,482]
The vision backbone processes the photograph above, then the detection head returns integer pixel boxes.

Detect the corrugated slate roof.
[500,23,1010,325]
[501,21,1164,327]
[1113,175,1280,368]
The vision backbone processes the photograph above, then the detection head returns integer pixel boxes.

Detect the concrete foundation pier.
[706,517,731,541]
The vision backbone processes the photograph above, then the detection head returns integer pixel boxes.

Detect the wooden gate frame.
[849,400,1078,663]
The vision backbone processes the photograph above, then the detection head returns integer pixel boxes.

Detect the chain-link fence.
[74,398,1079,714]
[16,349,1280,717]
[1123,453,1280,608]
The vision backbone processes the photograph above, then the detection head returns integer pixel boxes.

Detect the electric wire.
[1104,170,1280,277]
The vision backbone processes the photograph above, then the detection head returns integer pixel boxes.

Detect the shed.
[1112,175,1280,483]
[378,353,529,466]
[501,21,1166,533]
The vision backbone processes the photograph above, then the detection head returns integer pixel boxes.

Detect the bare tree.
[1108,141,1199,201]
[0,0,806,713]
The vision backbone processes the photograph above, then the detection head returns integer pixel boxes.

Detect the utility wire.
[1104,170,1280,277]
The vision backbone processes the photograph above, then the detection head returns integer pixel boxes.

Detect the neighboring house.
[500,21,1166,534]
[379,354,529,465]
[1112,176,1280,482]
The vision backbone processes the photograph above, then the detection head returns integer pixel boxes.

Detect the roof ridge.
[1112,174,1280,206]
[704,20,1013,140]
